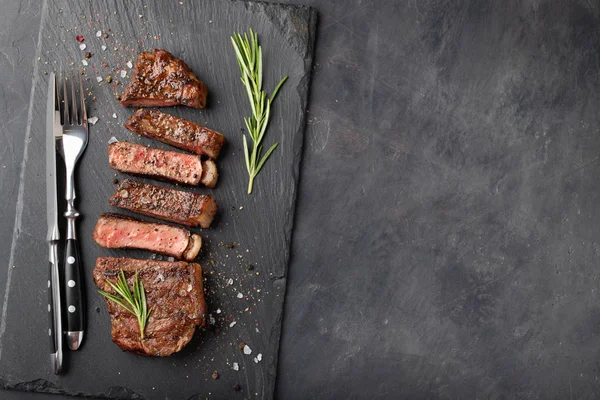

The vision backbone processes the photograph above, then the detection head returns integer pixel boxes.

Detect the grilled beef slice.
[109,179,217,228]
[120,49,207,108]
[93,213,202,261]
[108,141,218,188]
[125,109,225,159]
[93,257,207,356]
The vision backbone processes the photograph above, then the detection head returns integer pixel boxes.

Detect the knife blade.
[46,72,63,374]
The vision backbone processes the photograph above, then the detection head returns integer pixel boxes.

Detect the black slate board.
[0,0,315,398]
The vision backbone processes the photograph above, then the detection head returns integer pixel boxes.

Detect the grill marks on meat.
[120,49,208,109]
[93,213,202,261]
[108,142,218,188]
[109,179,217,228]
[93,257,207,356]
[125,109,225,159]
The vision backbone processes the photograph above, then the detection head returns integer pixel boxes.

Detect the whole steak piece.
[125,109,226,159]
[109,179,218,229]
[93,213,202,261]
[93,257,207,356]
[120,49,208,109]
[108,141,218,188]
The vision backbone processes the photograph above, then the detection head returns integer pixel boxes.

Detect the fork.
[57,73,88,351]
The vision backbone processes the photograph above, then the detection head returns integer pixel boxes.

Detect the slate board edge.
[0,0,317,398]
[262,5,318,395]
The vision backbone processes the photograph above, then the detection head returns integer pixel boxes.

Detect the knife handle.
[48,242,62,374]
[64,237,85,350]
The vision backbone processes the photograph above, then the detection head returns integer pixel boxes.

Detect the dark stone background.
[3,0,600,399]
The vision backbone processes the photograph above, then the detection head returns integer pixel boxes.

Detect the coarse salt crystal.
[243,345,252,355]
[254,357,258,363]
[232,362,239,371]
[81,60,88,66]
[229,321,236,328]
[96,76,103,83]
[237,293,243,299]
[88,116,98,125]
[108,136,119,144]
[112,113,117,119]
[227,278,234,286]
[216,308,221,314]
[79,43,86,50]
[120,70,127,78]
[101,45,107,51]
[126,60,133,69]
[257,353,262,361]
[96,30,102,37]
[209,314,215,325]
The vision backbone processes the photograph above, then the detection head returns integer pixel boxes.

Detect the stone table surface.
[3,0,600,399]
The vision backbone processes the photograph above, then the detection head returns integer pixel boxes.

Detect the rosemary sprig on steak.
[98,270,151,339]
[231,29,287,194]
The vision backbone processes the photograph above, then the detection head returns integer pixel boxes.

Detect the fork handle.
[63,202,85,350]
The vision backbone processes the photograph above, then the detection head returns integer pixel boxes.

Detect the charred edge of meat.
[183,234,202,261]
[200,160,218,188]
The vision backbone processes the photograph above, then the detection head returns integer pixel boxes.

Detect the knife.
[46,72,63,374]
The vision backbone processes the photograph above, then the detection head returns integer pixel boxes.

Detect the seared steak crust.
[109,179,217,228]
[125,109,225,159]
[93,213,202,261]
[120,49,208,109]
[93,257,207,356]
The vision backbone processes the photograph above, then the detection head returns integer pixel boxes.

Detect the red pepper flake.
[76,35,85,42]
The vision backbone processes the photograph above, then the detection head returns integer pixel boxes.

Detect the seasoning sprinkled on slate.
[211,370,219,380]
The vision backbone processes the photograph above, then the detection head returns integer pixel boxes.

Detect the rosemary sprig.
[231,29,288,194]
[98,270,151,339]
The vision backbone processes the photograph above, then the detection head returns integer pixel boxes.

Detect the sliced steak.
[125,109,225,159]
[93,213,202,261]
[120,49,207,108]
[108,141,218,188]
[109,179,217,228]
[93,257,207,356]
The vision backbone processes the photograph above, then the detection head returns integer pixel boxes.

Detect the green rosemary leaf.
[98,269,151,340]
[231,28,287,194]
[271,76,288,102]
[255,142,279,175]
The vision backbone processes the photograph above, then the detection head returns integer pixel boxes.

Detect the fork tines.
[58,72,87,126]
